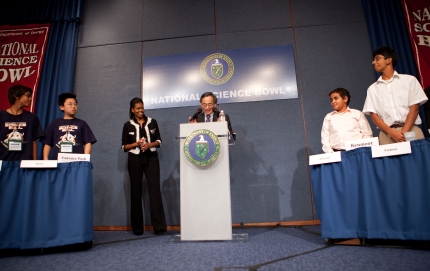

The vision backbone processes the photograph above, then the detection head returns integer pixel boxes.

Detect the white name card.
[20,160,57,168]
[0,160,2,171]
[345,137,379,151]
[57,153,90,163]
[371,142,411,158]
[309,151,341,165]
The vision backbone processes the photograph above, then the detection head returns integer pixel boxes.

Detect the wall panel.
[142,0,214,41]
[78,0,144,47]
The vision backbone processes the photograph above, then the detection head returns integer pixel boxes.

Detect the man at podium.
[189,92,233,133]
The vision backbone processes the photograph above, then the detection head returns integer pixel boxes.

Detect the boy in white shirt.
[321,88,373,153]
[362,46,428,145]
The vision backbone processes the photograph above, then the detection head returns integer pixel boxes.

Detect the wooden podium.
[179,122,232,240]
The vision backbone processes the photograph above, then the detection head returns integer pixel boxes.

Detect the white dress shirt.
[321,107,373,153]
[362,71,428,127]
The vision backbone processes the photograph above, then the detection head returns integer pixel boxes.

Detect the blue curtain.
[0,0,83,158]
[361,0,429,138]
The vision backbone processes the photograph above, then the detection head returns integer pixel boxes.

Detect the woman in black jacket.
[121,97,167,235]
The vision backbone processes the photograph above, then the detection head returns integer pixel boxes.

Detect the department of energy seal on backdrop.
[200,53,234,85]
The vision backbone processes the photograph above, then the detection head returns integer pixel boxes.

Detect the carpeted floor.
[1,226,429,271]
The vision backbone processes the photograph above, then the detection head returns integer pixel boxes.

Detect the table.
[0,161,93,249]
[310,139,430,240]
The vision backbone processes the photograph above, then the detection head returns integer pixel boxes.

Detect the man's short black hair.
[8,85,32,105]
[329,88,351,106]
[373,46,397,68]
[58,92,77,107]
[200,92,218,104]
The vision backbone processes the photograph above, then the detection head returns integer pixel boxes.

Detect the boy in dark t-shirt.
[42,93,96,160]
[0,85,44,161]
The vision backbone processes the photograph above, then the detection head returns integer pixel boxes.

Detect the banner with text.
[142,45,298,109]
[402,0,430,89]
[0,24,50,112]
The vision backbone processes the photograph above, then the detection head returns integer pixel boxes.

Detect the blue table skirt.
[310,139,430,240]
[0,161,93,249]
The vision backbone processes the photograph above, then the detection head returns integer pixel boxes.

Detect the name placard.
[57,153,90,163]
[309,151,341,165]
[371,142,411,158]
[345,137,379,151]
[20,160,57,168]
[0,160,2,171]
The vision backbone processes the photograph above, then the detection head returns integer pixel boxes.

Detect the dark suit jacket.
[196,111,233,133]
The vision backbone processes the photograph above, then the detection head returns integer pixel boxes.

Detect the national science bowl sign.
[142,45,298,109]
[183,129,220,166]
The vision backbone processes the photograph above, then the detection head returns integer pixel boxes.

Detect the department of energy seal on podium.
[200,53,234,85]
[184,129,220,166]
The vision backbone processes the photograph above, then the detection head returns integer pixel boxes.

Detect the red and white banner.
[402,1,430,89]
[0,24,50,112]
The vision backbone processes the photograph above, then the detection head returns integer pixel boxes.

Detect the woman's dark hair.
[129,97,144,119]
[8,85,33,105]
[329,87,351,105]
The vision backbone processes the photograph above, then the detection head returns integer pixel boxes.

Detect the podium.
[179,122,232,240]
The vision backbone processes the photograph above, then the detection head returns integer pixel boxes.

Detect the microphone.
[189,108,202,121]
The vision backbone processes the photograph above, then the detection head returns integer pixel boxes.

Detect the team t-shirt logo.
[2,122,26,149]
[57,125,78,147]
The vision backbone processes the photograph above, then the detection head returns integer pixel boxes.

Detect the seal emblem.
[200,53,234,85]
[184,129,220,166]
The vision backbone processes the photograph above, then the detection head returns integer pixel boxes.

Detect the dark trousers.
[128,152,166,234]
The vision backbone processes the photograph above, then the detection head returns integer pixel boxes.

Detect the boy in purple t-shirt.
[42,93,97,159]
[0,85,44,161]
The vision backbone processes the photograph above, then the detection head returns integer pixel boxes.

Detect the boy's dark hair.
[58,92,77,107]
[373,46,397,68]
[129,97,144,119]
[200,92,218,104]
[329,88,351,106]
[8,85,33,105]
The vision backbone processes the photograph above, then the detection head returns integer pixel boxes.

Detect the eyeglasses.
[373,56,385,62]
[65,103,78,107]
[201,103,213,108]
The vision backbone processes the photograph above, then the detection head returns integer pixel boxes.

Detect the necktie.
[206,115,211,122]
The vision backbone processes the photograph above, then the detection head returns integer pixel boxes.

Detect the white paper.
[309,151,341,165]
[371,142,411,158]
[20,160,57,168]
[57,153,90,163]
[345,137,379,151]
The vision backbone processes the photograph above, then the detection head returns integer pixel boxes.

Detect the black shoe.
[133,231,144,236]
[154,228,167,235]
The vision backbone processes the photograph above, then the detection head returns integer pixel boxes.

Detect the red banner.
[402,1,430,89]
[0,24,50,112]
